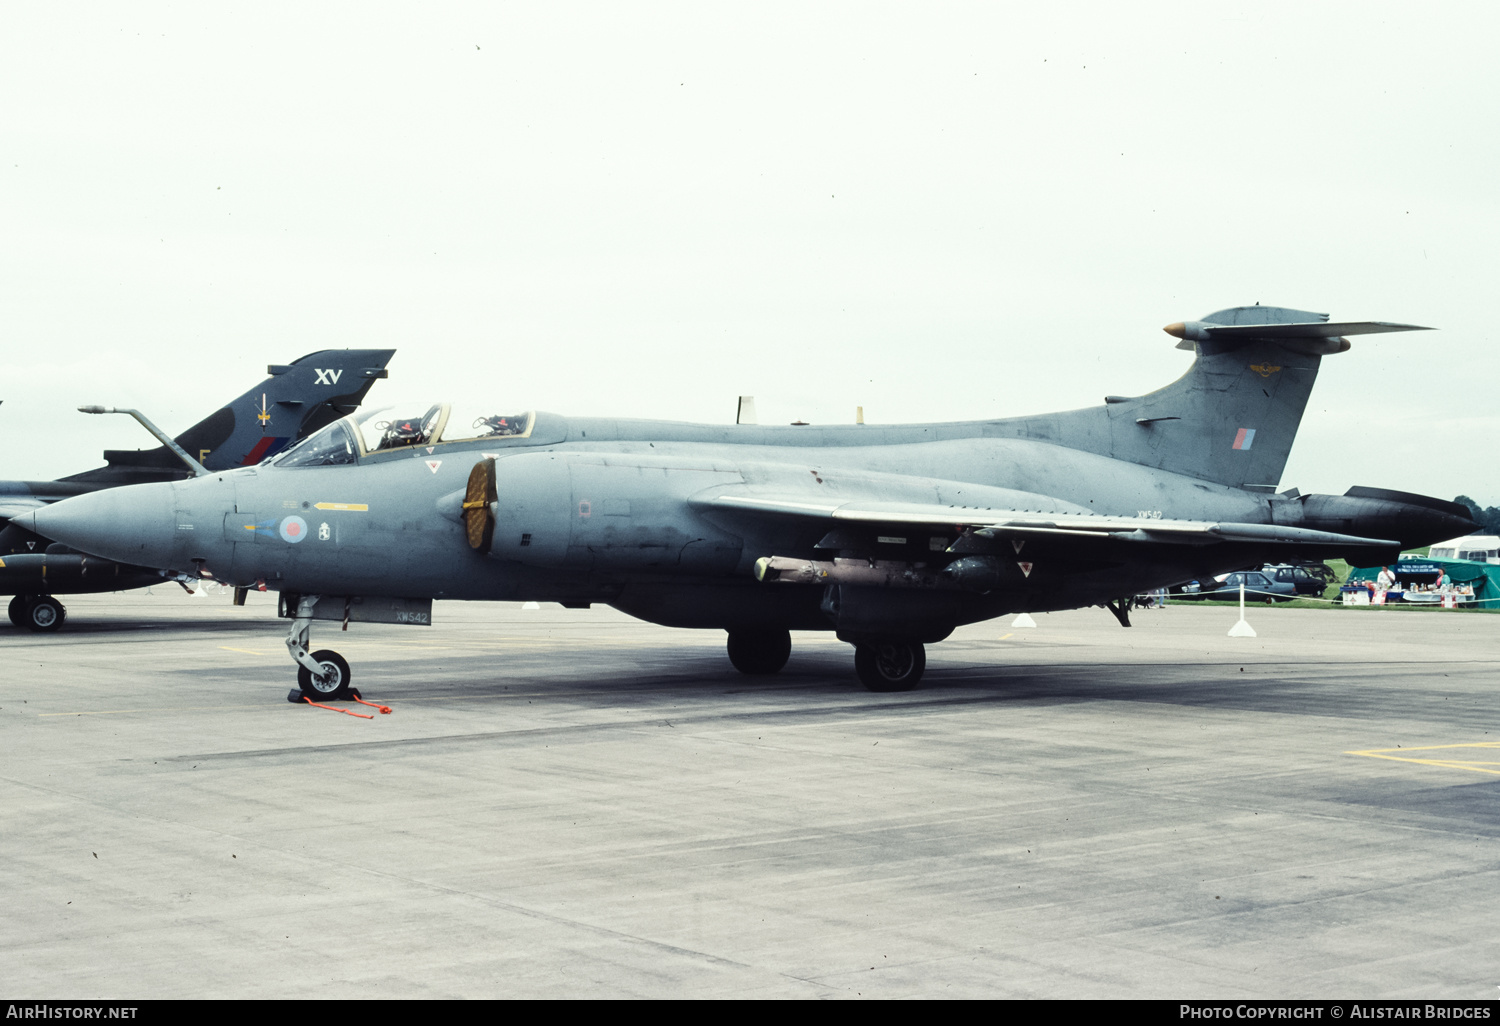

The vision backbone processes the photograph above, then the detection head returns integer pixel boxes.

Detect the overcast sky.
[4,2,1496,502]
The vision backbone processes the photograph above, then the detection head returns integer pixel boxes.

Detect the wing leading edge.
[699,494,1398,550]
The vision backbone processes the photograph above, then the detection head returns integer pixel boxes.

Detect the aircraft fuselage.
[33,410,1460,634]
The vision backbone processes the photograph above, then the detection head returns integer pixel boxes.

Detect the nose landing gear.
[285,595,352,700]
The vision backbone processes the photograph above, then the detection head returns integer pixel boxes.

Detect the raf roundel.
[279,515,309,544]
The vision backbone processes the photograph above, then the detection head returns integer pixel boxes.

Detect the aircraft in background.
[0,348,395,630]
[22,306,1474,694]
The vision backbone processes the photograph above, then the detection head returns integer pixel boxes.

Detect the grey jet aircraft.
[0,348,395,630]
[20,306,1475,694]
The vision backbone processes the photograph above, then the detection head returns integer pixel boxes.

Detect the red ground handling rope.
[300,696,372,718]
[299,688,392,717]
[349,688,392,714]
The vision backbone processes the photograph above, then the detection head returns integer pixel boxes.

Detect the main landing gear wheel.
[8,595,29,628]
[16,595,66,633]
[297,649,352,701]
[726,628,792,675]
[854,640,925,692]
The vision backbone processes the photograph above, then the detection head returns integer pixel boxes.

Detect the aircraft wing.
[700,495,1399,549]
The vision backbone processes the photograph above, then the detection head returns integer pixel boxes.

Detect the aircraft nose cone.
[26,482,179,566]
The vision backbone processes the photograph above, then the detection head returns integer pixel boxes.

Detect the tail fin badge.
[1249,363,1282,377]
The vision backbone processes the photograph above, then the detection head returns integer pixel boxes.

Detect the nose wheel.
[297,649,352,701]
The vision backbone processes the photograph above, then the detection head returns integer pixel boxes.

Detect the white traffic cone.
[1012,612,1037,628]
[521,601,541,610]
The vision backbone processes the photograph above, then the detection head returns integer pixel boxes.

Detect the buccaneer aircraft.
[20,307,1474,692]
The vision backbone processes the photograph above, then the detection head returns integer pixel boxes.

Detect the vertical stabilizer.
[1112,306,1331,490]
[63,349,396,484]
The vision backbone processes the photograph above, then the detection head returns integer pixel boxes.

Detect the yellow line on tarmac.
[1346,742,1500,777]
[218,646,269,656]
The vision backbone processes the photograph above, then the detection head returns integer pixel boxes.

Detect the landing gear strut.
[854,639,925,692]
[286,595,351,700]
[9,594,66,632]
[726,628,792,675]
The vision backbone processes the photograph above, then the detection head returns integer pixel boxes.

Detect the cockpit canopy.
[274,403,533,468]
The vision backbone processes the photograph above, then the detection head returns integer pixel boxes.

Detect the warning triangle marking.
[426,460,442,474]
[1012,539,1025,554]
[1018,561,1033,578]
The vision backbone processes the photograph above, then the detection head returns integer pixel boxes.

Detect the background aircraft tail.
[63,349,396,485]
[1012,306,1428,491]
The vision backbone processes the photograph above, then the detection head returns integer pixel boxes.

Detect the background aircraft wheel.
[726,629,792,675]
[297,649,352,700]
[8,594,31,628]
[21,596,66,633]
[854,640,925,692]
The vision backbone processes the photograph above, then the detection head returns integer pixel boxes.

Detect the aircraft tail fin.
[63,349,396,485]
[1029,306,1430,491]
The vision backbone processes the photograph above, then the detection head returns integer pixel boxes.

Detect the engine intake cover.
[464,457,497,551]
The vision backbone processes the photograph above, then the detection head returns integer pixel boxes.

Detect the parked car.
[1262,563,1330,597]
[1177,570,1300,602]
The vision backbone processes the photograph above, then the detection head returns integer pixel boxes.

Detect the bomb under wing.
[21,306,1475,695]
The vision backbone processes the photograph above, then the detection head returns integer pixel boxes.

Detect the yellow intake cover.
[463,457,497,551]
